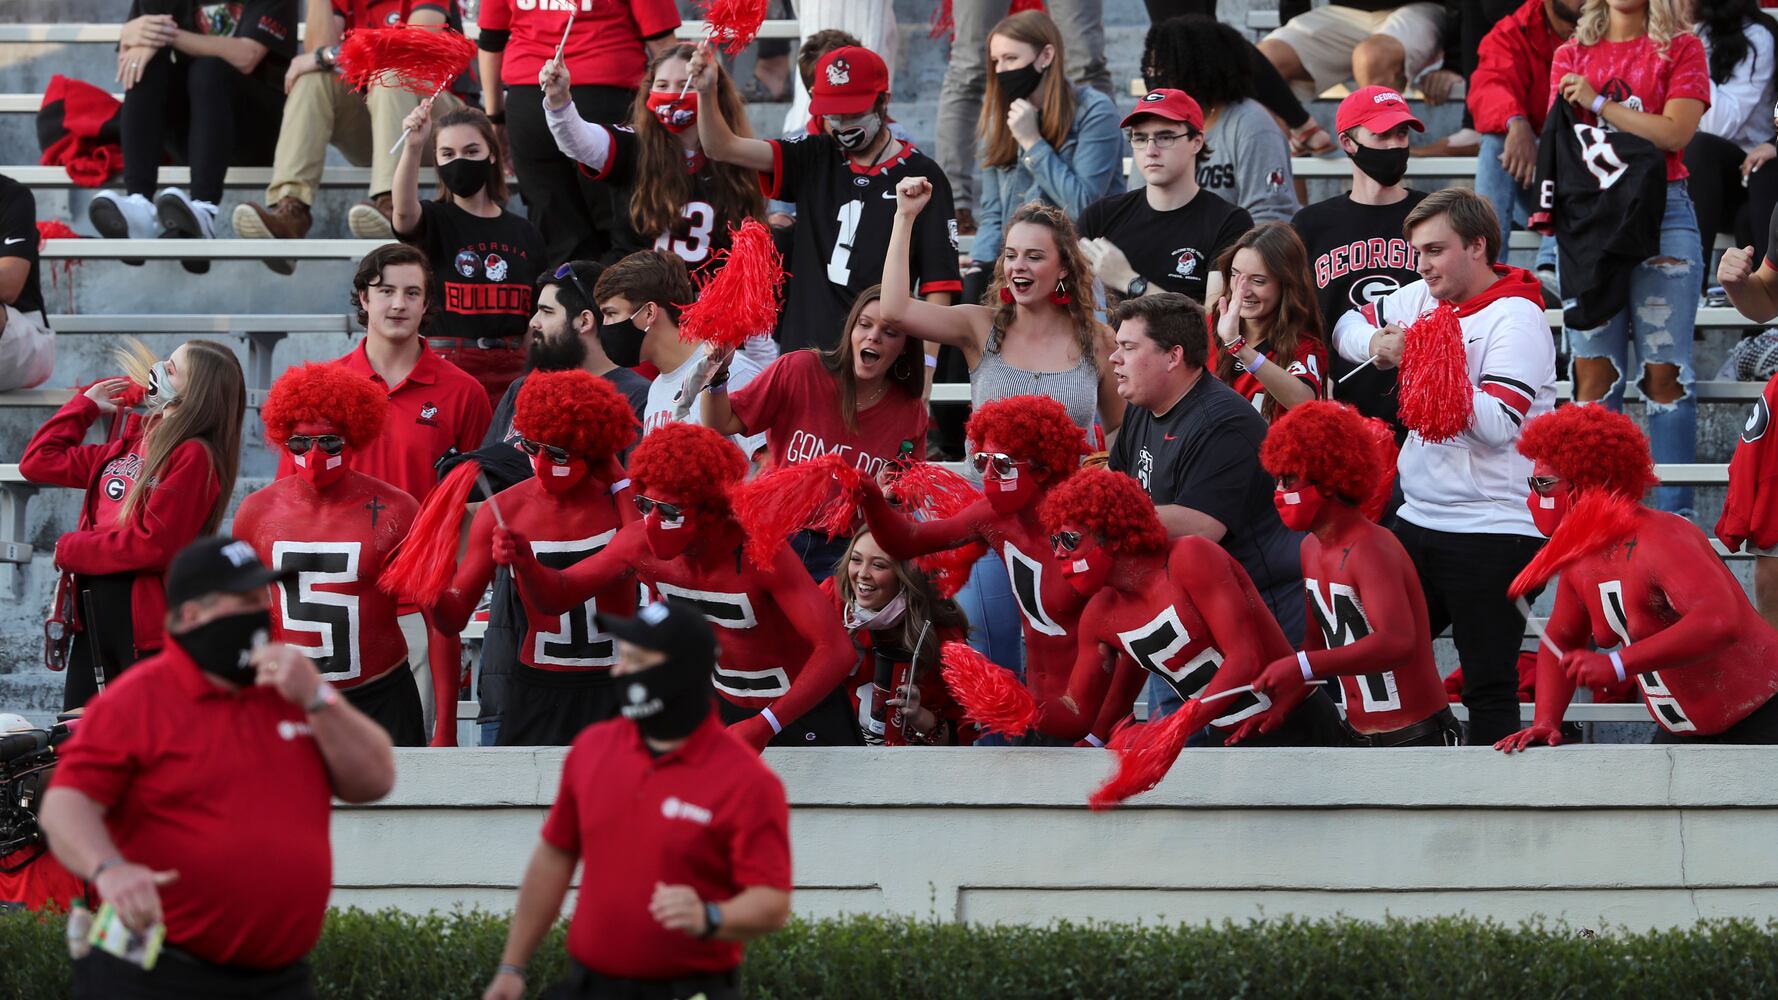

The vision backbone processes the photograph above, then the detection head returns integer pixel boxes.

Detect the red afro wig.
[1038,467,1168,556]
[262,363,387,449]
[513,369,638,460]
[1259,401,1382,505]
[627,422,749,515]
[1517,404,1658,499]
[965,395,1088,486]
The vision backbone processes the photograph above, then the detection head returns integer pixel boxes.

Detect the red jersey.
[20,395,220,653]
[730,350,928,478]
[541,712,789,979]
[50,642,334,968]
[231,471,419,689]
[819,577,976,746]
[1297,516,1447,735]
[1716,373,1778,553]
[0,848,82,912]
[1540,508,1778,736]
[332,0,445,30]
[1467,0,1569,135]
[434,475,636,672]
[1227,336,1324,415]
[277,339,492,505]
[1549,33,1710,181]
[478,0,681,89]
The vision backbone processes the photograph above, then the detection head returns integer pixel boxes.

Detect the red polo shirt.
[49,642,335,969]
[275,338,492,505]
[541,710,791,979]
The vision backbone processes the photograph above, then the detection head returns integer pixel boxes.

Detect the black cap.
[596,600,717,669]
[164,537,294,607]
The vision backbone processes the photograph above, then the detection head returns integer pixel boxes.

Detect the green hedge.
[4,908,1777,998]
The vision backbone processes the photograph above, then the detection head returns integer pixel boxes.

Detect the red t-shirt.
[1227,336,1325,415]
[1548,32,1710,181]
[50,643,335,968]
[276,339,492,505]
[728,349,928,477]
[541,712,791,978]
[479,0,681,88]
[332,0,446,29]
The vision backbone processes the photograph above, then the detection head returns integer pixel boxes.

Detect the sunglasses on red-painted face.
[517,437,572,465]
[285,434,345,456]
[1050,530,1083,552]
[1526,475,1565,497]
[970,452,1022,478]
[634,495,684,522]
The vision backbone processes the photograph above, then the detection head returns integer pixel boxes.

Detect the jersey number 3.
[656,201,715,265]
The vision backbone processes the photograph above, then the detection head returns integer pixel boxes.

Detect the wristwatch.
[700,901,724,939]
[1125,275,1148,299]
[306,682,340,714]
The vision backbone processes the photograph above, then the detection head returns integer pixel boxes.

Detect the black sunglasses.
[1051,530,1082,552]
[970,452,1022,478]
[517,437,572,465]
[554,262,595,310]
[634,495,684,521]
[1527,475,1563,496]
[1276,474,1304,491]
[286,434,345,456]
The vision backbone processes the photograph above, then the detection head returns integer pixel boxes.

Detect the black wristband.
[90,857,127,883]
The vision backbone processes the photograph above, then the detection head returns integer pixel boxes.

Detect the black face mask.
[620,659,713,741]
[996,62,1045,104]
[599,312,647,369]
[1350,142,1410,188]
[527,327,588,372]
[438,156,493,198]
[177,609,271,686]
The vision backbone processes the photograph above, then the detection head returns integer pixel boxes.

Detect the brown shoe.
[348,192,396,240]
[232,196,312,240]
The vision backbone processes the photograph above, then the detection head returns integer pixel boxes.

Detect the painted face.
[974,438,1040,515]
[1526,461,1575,537]
[847,533,900,611]
[1052,522,1111,597]
[287,420,351,490]
[520,437,589,496]
[1272,475,1329,532]
[637,492,697,560]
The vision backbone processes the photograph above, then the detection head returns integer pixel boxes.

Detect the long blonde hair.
[1574,0,1684,53]
[114,338,245,535]
[978,11,1077,170]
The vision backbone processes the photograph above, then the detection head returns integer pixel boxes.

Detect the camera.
[1,722,71,874]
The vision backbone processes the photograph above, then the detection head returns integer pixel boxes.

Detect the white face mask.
[826,112,882,151]
[145,360,178,410]
[844,590,908,631]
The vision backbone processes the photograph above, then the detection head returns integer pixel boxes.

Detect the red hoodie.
[1467,0,1570,135]
[20,395,220,654]
[1718,374,1778,554]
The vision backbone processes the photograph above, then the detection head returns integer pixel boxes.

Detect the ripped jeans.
[1564,180,1701,518]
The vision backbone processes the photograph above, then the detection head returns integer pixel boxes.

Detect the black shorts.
[718,685,863,747]
[341,662,425,747]
[66,572,142,712]
[1653,691,1778,745]
[498,664,625,747]
[1362,707,1462,747]
[544,960,738,1000]
[1225,688,1359,748]
[74,947,314,1000]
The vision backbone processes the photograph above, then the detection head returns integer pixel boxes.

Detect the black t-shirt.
[1291,190,1427,432]
[1076,187,1252,303]
[583,124,743,271]
[400,199,546,344]
[0,175,43,317]
[1109,373,1302,617]
[141,1,299,90]
[764,134,964,351]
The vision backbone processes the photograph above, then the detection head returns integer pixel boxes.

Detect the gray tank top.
[968,327,1100,478]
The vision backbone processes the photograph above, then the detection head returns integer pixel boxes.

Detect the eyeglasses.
[634,495,684,522]
[1050,530,1083,552]
[554,262,595,310]
[970,452,1023,478]
[1526,475,1565,497]
[1126,130,1192,149]
[1276,474,1303,491]
[517,437,572,465]
[286,434,345,456]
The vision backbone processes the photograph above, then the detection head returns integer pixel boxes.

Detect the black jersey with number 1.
[580,123,738,271]
[764,133,963,351]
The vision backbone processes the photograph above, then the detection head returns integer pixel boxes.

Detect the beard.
[526,331,587,372]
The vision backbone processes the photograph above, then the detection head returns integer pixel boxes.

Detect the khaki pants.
[398,611,435,739]
[265,71,463,205]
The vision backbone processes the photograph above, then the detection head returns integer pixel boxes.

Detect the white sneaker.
[87,190,158,240]
[154,187,218,240]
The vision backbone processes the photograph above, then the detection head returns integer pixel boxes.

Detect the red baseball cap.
[810,46,890,117]
[1120,88,1204,132]
[1335,86,1423,135]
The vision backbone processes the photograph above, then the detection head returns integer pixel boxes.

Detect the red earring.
[1050,280,1071,305]
[999,285,1015,304]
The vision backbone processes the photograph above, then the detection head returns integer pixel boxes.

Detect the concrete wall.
[330,746,1778,928]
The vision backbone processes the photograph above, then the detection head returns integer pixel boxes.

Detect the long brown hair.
[985,202,1101,370]
[629,45,766,245]
[1213,222,1323,422]
[116,338,245,535]
[834,529,971,680]
[979,11,1077,170]
[431,106,510,204]
[818,286,923,433]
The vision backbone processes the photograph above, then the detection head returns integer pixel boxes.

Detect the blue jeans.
[1475,132,1558,271]
[1564,180,1701,518]
[480,722,499,746]
[954,549,1025,746]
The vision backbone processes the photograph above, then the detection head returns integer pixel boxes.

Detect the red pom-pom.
[731,454,864,569]
[678,218,785,350]
[941,641,1036,737]
[1087,699,1210,810]
[336,26,476,96]
[1358,417,1399,523]
[380,460,480,606]
[1397,304,1473,443]
[885,462,988,598]
[698,0,770,55]
[36,220,79,246]
[1507,490,1641,599]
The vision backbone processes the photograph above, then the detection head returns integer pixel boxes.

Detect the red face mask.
[1055,529,1112,597]
[1528,487,1573,537]
[531,450,590,496]
[643,508,697,560]
[1273,484,1329,532]
[293,445,351,491]
[646,91,698,133]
